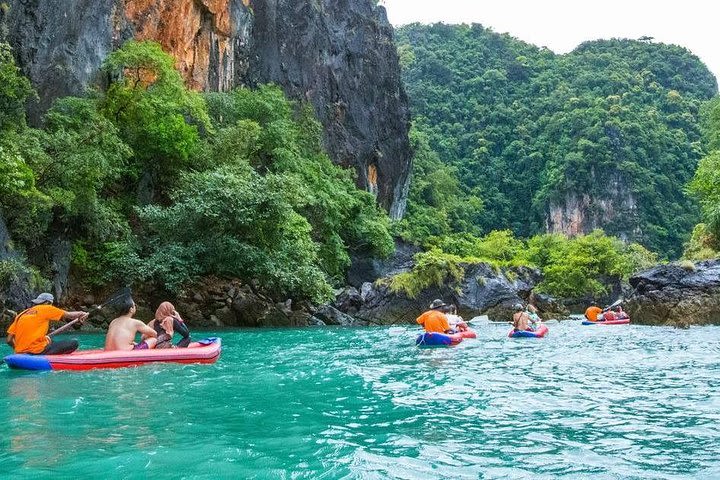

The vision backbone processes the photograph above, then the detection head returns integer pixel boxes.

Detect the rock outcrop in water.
[3,0,411,218]
[334,258,568,324]
[625,260,720,326]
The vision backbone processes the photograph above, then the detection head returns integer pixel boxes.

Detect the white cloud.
[382,0,720,86]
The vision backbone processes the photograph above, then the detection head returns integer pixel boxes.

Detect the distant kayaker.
[105,297,168,351]
[5,293,88,355]
[584,305,602,322]
[613,305,629,320]
[512,304,533,332]
[526,303,541,329]
[147,301,191,348]
[445,304,468,332]
[416,299,453,334]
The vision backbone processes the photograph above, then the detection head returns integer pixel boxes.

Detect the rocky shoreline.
[4,238,720,333]
[625,260,720,327]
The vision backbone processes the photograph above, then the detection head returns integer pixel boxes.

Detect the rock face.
[625,260,720,326]
[248,0,411,218]
[546,173,639,240]
[0,214,33,311]
[334,262,565,324]
[4,0,411,218]
[0,214,34,332]
[346,239,420,288]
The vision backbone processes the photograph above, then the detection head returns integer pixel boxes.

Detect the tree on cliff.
[0,42,35,132]
[100,40,212,199]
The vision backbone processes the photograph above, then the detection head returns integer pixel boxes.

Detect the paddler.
[416,299,454,334]
[104,296,167,351]
[512,304,533,332]
[584,304,603,322]
[5,293,88,355]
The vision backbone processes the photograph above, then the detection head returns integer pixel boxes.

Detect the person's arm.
[61,311,87,322]
[141,320,156,341]
[6,334,14,347]
[136,321,157,338]
[173,318,190,339]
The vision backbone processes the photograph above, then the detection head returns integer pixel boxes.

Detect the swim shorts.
[133,341,150,350]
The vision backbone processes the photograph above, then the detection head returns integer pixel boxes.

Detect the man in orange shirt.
[584,305,603,322]
[6,293,88,355]
[416,299,453,334]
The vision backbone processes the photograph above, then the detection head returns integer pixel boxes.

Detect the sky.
[381,0,720,84]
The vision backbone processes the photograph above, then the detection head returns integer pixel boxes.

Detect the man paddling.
[416,299,454,334]
[6,293,88,355]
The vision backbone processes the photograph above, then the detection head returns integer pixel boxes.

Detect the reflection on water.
[1,324,720,479]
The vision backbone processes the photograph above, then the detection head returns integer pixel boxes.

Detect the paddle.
[602,298,623,312]
[48,287,131,337]
[466,315,489,325]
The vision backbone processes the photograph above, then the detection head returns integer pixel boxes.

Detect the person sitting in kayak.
[526,303,541,329]
[584,304,603,322]
[512,304,533,332]
[445,304,468,332]
[105,297,168,351]
[612,305,629,320]
[416,299,453,334]
[5,293,88,355]
[146,301,191,348]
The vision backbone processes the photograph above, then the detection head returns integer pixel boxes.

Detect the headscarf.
[154,301,181,336]
[155,302,176,321]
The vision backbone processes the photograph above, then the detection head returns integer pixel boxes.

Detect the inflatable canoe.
[416,332,464,347]
[508,324,549,338]
[582,318,630,325]
[459,329,477,339]
[4,338,221,371]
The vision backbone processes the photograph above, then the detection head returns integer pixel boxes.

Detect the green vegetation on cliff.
[0,41,392,302]
[396,24,717,257]
[390,229,657,299]
[687,97,720,259]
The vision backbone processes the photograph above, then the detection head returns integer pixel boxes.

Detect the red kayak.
[582,319,630,325]
[508,324,549,338]
[4,338,222,371]
[459,329,477,339]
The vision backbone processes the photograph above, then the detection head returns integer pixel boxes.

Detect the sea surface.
[1,321,719,479]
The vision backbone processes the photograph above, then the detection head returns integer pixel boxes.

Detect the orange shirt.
[7,305,66,354]
[584,306,602,322]
[416,310,450,333]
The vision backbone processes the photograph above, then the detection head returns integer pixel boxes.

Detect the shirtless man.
[105,297,163,351]
[512,304,532,332]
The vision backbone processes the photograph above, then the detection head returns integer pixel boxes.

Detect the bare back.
[513,312,530,331]
[105,316,156,351]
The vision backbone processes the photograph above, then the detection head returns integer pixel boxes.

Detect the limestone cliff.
[3,0,411,218]
[545,172,640,240]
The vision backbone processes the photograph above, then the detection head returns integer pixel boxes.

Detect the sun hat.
[429,299,447,310]
[31,293,54,305]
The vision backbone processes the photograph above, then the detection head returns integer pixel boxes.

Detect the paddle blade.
[98,286,132,309]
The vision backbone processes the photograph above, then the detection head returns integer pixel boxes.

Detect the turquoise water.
[1,322,720,479]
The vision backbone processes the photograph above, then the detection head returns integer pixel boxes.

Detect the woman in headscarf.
[147,302,191,348]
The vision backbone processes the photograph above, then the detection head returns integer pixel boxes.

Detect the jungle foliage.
[390,229,657,299]
[0,41,393,302]
[396,24,718,258]
[687,98,720,260]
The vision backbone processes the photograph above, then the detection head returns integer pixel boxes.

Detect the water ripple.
[1,323,719,478]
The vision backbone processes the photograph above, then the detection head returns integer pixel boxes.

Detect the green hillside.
[396,23,718,257]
